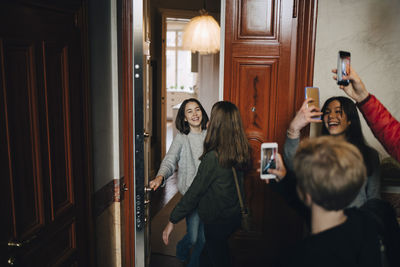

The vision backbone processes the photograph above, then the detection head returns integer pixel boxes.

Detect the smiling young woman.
[322,99,351,137]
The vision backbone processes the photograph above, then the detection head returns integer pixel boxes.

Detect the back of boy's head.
[294,136,366,211]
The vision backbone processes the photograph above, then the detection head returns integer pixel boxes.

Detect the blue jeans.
[176,210,205,267]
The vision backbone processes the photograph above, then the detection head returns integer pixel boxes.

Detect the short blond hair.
[294,136,366,210]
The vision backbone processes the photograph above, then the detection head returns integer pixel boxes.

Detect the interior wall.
[313,0,400,158]
[89,0,121,266]
[89,0,120,191]
[198,53,220,116]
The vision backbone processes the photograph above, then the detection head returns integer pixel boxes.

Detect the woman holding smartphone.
[284,96,380,207]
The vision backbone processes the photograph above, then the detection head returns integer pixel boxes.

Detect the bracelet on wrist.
[287,128,300,139]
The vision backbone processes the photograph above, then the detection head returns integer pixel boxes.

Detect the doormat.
[151,193,186,256]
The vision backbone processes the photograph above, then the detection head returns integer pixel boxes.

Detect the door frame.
[121,0,135,266]
[292,0,318,112]
[121,0,149,266]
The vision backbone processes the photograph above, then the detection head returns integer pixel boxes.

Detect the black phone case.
[337,51,351,86]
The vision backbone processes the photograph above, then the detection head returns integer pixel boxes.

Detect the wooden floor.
[149,121,187,267]
[149,169,186,266]
[149,253,185,267]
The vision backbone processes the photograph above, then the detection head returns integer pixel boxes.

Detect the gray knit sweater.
[156,130,207,195]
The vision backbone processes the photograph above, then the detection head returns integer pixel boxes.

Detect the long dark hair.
[321,96,374,175]
[200,101,251,169]
[175,98,209,135]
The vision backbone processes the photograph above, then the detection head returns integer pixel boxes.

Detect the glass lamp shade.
[182,14,220,55]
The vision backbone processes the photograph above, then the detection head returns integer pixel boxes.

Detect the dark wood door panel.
[238,0,277,39]
[234,58,278,141]
[0,2,77,42]
[19,219,77,267]
[43,42,75,220]
[1,1,93,266]
[225,0,318,265]
[1,39,45,239]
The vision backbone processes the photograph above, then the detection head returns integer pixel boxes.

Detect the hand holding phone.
[260,143,278,179]
[337,51,351,86]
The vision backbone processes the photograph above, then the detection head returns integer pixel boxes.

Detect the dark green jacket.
[170,151,244,224]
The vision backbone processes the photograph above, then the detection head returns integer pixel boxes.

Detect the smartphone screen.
[305,87,320,120]
[337,51,351,86]
[305,87,319,109]
[260,143,278,179]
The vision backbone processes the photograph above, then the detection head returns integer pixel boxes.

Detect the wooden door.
[224,0,317,265]
[0,1,93,266]
[143,0,153,265]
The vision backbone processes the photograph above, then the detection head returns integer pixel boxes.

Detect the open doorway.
[164,17,198,152]
[159,9,221,158]
[149,7,221,267]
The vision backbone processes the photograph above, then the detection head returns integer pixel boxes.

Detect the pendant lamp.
[182,9,220,55]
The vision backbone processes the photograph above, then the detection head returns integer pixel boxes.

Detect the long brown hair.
[200,101,251,169]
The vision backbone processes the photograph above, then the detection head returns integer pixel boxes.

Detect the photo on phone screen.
[337,51,351,86]
[260,143,278,179]
[305,87,321,120]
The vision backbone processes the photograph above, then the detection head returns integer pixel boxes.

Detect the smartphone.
[305,87,320,109]
[260,143,278,179]
[337,51,351,86]
[305,86,321,120]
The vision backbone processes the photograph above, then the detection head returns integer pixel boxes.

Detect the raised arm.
[284,99,322,170]
[333,66,400,162]
[358,95,400,162]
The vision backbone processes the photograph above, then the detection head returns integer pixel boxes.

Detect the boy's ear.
[296,186,312,207]
[305,193,313,206]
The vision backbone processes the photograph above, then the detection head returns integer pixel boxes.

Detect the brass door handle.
[144,132,150,138]
[8,256,16,266]
[8,235,37,248]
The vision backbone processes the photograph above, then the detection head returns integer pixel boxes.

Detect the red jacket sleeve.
[358,94,400,162]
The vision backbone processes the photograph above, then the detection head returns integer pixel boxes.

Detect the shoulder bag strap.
[232,167,245,213]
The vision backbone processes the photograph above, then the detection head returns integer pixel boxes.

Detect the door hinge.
[120,182,128,201]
